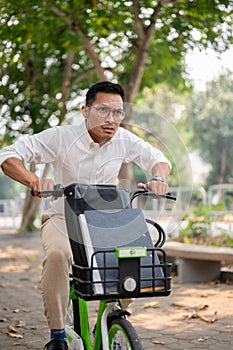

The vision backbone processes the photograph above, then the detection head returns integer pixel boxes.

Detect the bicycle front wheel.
[108,317,143,350]
[66,298,81,334]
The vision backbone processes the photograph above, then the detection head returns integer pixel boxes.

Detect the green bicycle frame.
[69,283,108,350]
[68,246,149,349]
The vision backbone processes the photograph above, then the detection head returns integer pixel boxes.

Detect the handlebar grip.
[30,184,64,197]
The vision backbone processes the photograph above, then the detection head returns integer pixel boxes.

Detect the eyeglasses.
[89,105,125,122]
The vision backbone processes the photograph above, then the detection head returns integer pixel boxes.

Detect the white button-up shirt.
[0,120,171,214]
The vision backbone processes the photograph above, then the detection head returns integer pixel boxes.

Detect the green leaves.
[0,0,232,143]
[187,70,233,185]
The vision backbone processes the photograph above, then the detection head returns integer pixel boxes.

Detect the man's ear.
[82,105,88,118]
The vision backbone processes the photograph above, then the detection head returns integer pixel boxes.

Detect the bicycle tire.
[66,298,81,334]
[66,299,85,350]
[108,317,143,350]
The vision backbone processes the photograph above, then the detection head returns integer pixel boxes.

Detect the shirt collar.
[80,119,114,149]
[79,119,94,148]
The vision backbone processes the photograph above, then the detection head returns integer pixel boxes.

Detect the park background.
[1,3,233,349]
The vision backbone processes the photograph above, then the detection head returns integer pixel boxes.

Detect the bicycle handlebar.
[31,184,64,197]
[31,184,176,202]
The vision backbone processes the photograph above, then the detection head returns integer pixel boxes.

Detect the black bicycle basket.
[72,247,171,301]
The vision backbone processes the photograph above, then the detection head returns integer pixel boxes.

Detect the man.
[0,81,171,350]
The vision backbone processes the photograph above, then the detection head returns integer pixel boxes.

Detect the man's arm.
[151,162,170,182]
[1,157,54,196]
[1,157,39,187]
[137,162,170,194]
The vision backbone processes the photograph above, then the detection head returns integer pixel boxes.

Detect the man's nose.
[105,110,115,122]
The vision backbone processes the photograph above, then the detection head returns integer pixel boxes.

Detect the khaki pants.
[40,212,73,330]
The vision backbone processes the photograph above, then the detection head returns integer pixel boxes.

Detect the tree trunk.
[217,149,227,185]
[214,149,227,203]
[19,188,41,232]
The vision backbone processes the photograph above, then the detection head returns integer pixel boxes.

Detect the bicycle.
[35,183,176,350]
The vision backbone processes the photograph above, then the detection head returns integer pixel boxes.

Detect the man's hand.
[137,179,168,195]
[1,158,55,198]
[137,162,170,195]
[30,178,55,198]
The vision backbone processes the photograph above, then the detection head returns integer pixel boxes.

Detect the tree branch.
[45,0,107,81]
[72,67,97,85]
[59,50,76,125]
[125,0,181,105]
[132,0,145,42]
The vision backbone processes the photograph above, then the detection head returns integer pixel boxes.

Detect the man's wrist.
[150,175,165,183]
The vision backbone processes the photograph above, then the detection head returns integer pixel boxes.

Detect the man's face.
[82,92,124,144]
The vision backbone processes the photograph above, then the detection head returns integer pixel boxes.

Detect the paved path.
[1,231,233,349]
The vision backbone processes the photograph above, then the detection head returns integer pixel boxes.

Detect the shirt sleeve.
[0,127,60,166]
[121,129,172,171]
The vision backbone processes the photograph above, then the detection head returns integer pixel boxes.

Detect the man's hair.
[85,81,125,105]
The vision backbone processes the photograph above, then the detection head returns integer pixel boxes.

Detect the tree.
[186,70,233,186]
[134,84,192,187]
[1,1,232,135]
[0,0,232,230]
